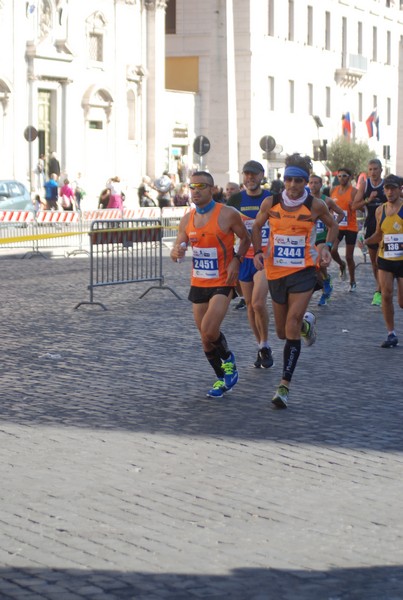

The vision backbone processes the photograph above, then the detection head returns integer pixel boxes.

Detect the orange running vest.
[265,197,318,280]
[330,185,358,232]
[185,203,236,287]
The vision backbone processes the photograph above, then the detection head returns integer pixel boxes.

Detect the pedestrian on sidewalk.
[252,153,339,409]
[170,170,250,398]
[44,173,59,210]
[364,174,403,348]
[106,176,123,209]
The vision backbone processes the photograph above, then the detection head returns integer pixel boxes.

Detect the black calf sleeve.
[282,339,301,382]
[205,349,224,378]
[211,332,231,361]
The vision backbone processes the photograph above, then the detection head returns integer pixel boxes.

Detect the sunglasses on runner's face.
[189,183,212,190]
[338,173,349,178]
[284,176,305,183]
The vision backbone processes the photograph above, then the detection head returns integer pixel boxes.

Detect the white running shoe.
[301,311,317,346]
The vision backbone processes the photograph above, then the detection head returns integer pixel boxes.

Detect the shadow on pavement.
[1,565,403,599]
[1,256,402,451]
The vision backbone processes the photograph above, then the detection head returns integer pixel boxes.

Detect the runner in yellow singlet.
[364,174,403,348]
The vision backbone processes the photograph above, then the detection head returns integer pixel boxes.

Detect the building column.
[226,0,239,182]
[144,0,167,179]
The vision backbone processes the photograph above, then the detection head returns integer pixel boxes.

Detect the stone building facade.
[165,0,403,185]
[0,0,167,201]
[2,0,403,200]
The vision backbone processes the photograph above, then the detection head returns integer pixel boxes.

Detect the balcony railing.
[336,53,367,87]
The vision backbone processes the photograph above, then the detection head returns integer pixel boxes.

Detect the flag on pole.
[341,112,352,140]
[366,109,380,141]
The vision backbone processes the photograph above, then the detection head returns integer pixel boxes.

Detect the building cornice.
[144,0,168,10]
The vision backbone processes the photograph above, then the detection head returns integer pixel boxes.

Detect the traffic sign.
[193,135,211,156]
[24,126,38,142]
[259,135,276,153]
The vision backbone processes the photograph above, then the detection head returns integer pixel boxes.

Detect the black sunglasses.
[284,176,305,183]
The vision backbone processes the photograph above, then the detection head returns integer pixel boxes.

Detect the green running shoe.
[272,384,289,409]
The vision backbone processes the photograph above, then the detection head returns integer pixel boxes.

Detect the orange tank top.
[265,196,318,280]
[185,203,235,287]
[330,185,357,231]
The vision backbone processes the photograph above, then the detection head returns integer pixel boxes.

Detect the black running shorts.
[377,257,403,278]
[268,267,317,305]
[188,286,236,303]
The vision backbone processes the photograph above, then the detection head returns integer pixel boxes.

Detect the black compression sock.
[205,349,224,378]
[282,339,301,383]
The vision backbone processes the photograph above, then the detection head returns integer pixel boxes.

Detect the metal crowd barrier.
[0,207,187,256]
[74,218,181,310]
[0,210,85,258]
[160,206,190,243]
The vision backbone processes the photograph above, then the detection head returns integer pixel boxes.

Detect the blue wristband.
[325,241,333,250]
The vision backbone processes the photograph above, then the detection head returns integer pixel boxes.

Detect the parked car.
[0,180,33,212]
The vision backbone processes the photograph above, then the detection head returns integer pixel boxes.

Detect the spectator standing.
[138,176,156,207]
[59,178,76,211]
[73,173,86,211]
[35,153,46,191]
[48,152,60,178]
[98,189,110,209]
[173,183,190,206]
[106,176,123,209]
[154,171,173,208]
[44,173,59,210]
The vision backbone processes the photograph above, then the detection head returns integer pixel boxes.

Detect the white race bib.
[244,218,269,247]
[384,234,403,258]
[192,247,219,278]
[273,234,306,267]
[336,210,348,227]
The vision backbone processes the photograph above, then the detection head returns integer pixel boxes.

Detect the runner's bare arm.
[314,199,339,266]
[170,213,190,261]
[325,197,344,224]
[225,208,250,285]
[364,205,383,246]
[251,198,271,270]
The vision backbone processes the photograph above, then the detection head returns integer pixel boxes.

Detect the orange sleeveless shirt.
[330,185,357,231]
[265,197,318,280]
[185,203,235,287]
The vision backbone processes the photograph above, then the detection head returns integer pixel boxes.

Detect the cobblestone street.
[1,247,402,599]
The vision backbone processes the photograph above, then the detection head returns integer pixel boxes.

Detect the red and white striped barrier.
[161,207,190,219]
[82,209,124,221]
[123,208,161,219]
[36,210,80,223]
[0,210,35,223]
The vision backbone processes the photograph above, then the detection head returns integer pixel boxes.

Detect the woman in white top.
[106,176,123,209]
